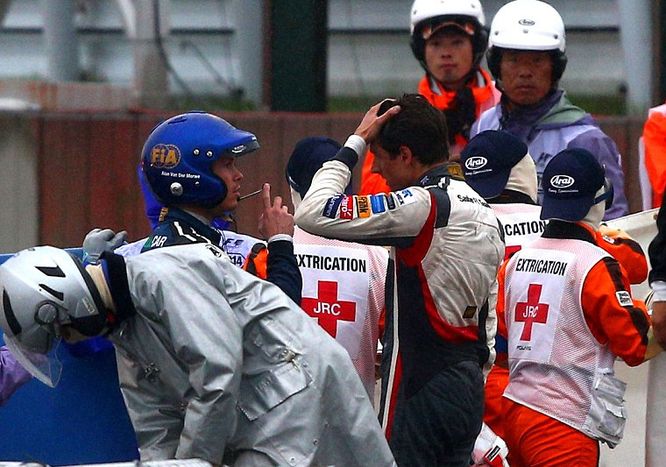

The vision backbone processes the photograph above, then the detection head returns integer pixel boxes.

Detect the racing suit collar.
[417,163,463,187]
[162,207,223,245]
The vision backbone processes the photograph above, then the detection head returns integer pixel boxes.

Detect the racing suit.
[360,69,500,195]
[0,345,31,405]
[101,243,395,466]
[471,90,629,220]
[496,221,651,466]
[295,143,504,465]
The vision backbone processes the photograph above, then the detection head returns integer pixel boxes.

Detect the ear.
[398,145,414,164]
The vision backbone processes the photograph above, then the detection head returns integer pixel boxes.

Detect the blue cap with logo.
[460,130,528,199]
[540,148,607,221]
[286,136,347,199]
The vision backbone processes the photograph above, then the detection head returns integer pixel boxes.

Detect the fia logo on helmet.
[150,144,181,169]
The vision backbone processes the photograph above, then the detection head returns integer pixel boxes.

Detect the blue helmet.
[141,111,259,208]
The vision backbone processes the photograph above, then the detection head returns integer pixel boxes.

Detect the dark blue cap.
[286,136,346,198]
[460,130,528,199]
[540,148,606,221]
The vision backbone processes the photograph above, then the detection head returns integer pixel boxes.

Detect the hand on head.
[354,99,401,144]
[258,183,294,239]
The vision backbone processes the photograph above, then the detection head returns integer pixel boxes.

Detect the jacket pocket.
[585,370,627,448]
[238,357,312,421]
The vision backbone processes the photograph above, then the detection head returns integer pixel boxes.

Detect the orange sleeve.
[643,106,666,207]
[359,149,391,195]
[581,257,650,366]
[595,231,648,285]
[242,243,268,280]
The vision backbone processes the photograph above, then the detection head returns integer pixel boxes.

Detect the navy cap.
[460,130,528,199]
[540,148,605,221]
[286,136,345,198]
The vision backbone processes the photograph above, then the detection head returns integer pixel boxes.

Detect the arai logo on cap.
[550,174,575,189]
[464,156,487,170]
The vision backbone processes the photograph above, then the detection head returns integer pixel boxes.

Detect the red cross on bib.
[515,283,549,340]
[301,280,356,337]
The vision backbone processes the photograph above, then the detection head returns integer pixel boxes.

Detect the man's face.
[370,144,411,191]
[500,50,554,107]
[211,156,244,214]
[424,29,474,90]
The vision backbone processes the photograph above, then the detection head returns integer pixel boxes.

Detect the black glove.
[442,87,477,146]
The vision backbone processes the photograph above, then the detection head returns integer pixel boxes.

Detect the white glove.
[82,228,128,264]
[472,422,510,467]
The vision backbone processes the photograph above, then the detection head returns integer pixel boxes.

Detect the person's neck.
[179,206,215,225]
[433,74,473,94]
[85,264,116,312]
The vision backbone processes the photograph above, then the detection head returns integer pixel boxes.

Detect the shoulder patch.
[370,194,386,213]
[386,193,397,210]
[616,290,633,307]
[395,189,417,206]
[356,195,372,218]
[322,195,344,218]
[338,196,355,219]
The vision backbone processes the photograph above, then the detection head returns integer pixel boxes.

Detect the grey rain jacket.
[104,243,395,466]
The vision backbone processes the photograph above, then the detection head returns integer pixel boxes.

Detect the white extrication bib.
[504,238,626,447]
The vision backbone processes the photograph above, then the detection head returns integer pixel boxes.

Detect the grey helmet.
[0,246,109,386]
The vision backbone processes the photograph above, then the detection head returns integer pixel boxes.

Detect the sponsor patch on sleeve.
[356,195,371,218]
[370,194,386,213]
[386,193,397,210]
[395,188,417,206]
[338,195,355,219]
[616,290,633,307]
[322,195,343,219]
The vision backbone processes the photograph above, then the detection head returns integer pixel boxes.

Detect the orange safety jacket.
[643,103,666,207]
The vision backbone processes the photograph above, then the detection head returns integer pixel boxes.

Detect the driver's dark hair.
[376,93,450,164]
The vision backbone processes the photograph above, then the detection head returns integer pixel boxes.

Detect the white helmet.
[0,246,109,387]
[410,0,488,68]
[486,0,567,81]
[410,0,485,34]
